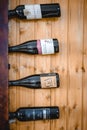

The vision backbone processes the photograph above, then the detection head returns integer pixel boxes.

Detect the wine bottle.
[9,73,60,89]
[9,106,59,123]
[8,3,61,19]
[8,39,59,55]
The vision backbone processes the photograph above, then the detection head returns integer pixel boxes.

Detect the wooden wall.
[8,0,87,130]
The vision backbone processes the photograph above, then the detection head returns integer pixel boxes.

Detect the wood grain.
[17,0,35,129]
[9,0,20,130]
[67,0,83,130]
[8,0,87,130]
[34,0,52,130]
[50,0,68,130]
[83,0,87,129]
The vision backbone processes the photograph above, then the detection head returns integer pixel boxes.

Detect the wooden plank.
[83,0,87,129]
[9,0,20,130]
[50,0,68,130]
[0,0,9,130]
[16,0,35,130]
[34,0,52,130]
[67,0,83,130]
[9,0,36,128]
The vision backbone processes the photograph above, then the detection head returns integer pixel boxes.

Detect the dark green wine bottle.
[8,39,59,55]
[9,106,59,122]
[9,73,60,89]
[8,3,61,19]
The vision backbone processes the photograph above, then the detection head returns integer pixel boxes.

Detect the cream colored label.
[41,39,54,54]
[41,76,57,88]
[24,5,42,19]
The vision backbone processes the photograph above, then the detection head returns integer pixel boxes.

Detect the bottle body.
[9,106,59,122]
[8,39,59,55]
[8,3,61,19]
[9,73,60,89]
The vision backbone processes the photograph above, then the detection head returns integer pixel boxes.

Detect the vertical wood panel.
[83,0,87,129]
[18,0,35,129]
[34,0,52,130]
[51,0,68,130]
[68,0,83,130]
[9,0,20,130]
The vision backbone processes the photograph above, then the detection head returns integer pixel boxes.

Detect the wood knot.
[62,68,65,72]
[23,64,27,68]
[81,66,85,72]
[40,69,45,73]
[76,68,78,72]
[27,104,32,107]
[73,104,77,109]
[50,68,56,73]
[46,21,51,25]
[75,125,78,130]
[46,95,51,100]
[12,65,18,72]
[62,105,66,110]
[20,27,26,34]
[60,126,64,130]
[26,126,30,130]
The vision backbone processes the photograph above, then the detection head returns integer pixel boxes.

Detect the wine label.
[34,109,50,120]
[24,5,42,19]
[40,75,57,88]
[9,119,16,124]
[43,109,47,119]
[37,39,54,54]
[25,109,50,120]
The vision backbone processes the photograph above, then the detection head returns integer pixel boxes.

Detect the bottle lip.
[9,112,16,120]
[50,106,60,119]
[56,73,60,87]
[57,3,61,17]
[53,39,59,53]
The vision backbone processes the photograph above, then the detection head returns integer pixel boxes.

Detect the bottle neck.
[8,76,41,89]
[8,41,38,54]
[8,9,16,19]
[9,112,16,120]
[9,81,15,86]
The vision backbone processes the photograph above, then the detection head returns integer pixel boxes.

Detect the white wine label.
[33,110,35,120]
[43,109,47,119]
[40,39,54,54]
[40,76,57,88]
[24,5,42,19]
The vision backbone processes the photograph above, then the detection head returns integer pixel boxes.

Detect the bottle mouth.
[9,112,16,120]
[50,106,59,119]
[53,39,59,53]
[8,9,16,19]
[57,3,61,17]
[56,73,60,87]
